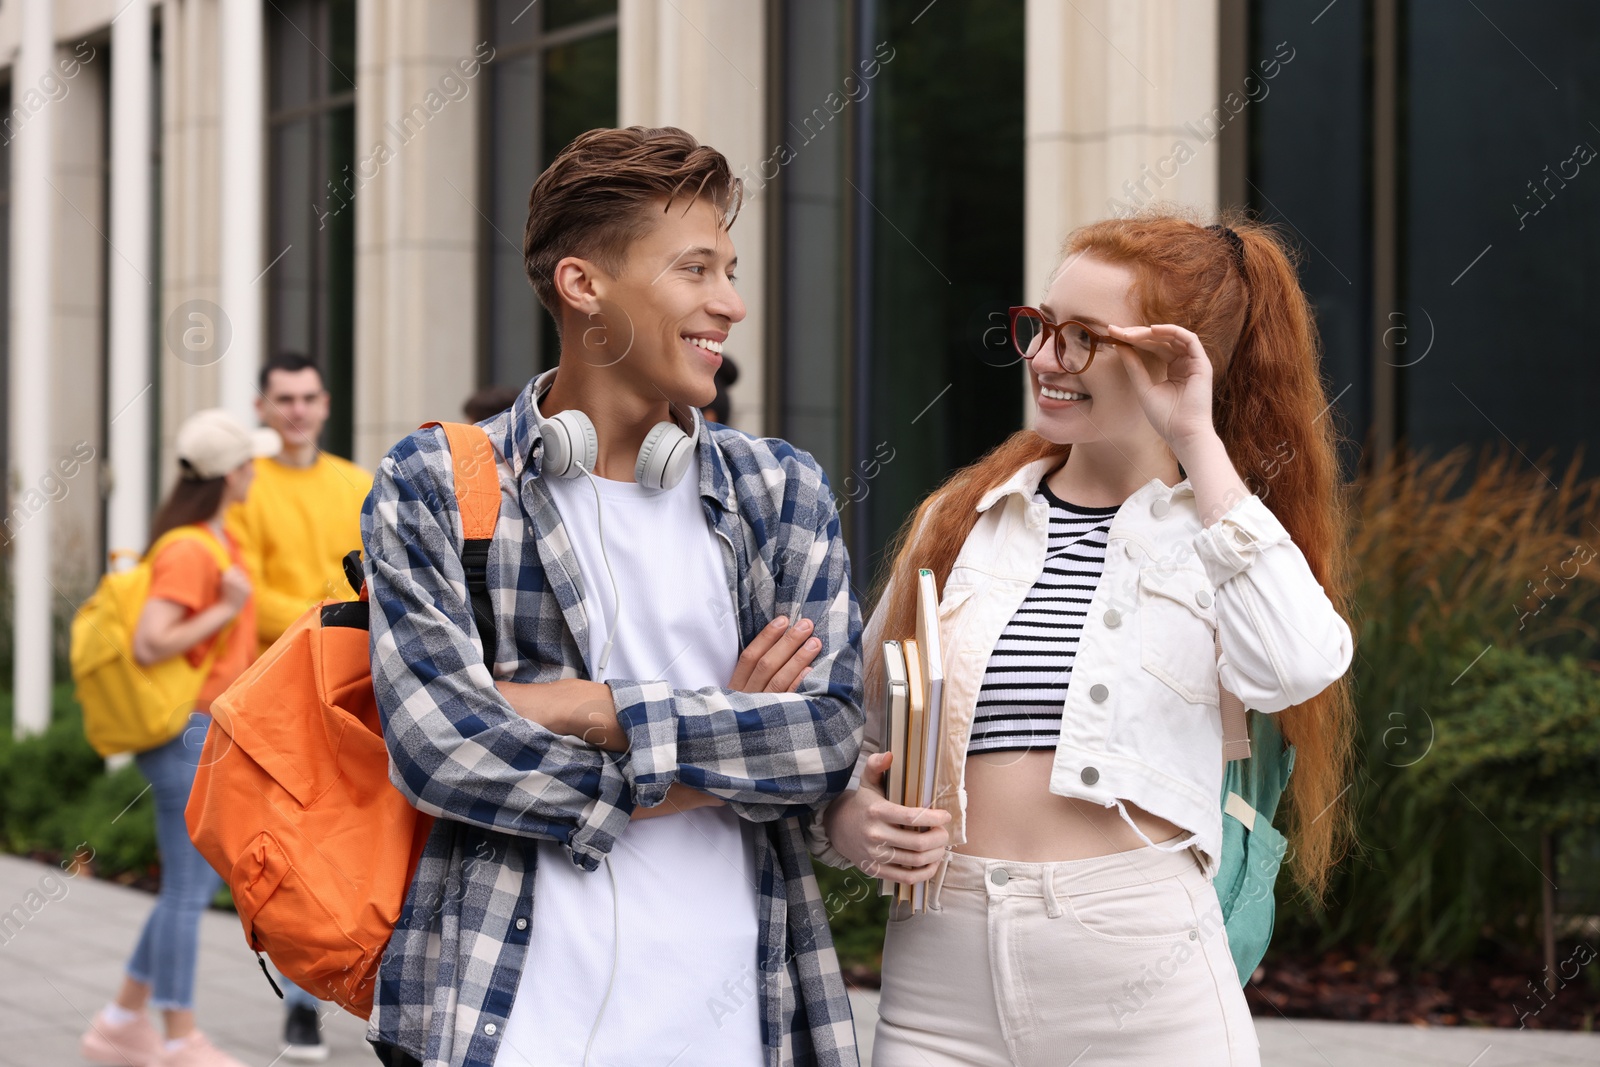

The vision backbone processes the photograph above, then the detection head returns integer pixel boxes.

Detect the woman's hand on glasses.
[1104,322,1218,452]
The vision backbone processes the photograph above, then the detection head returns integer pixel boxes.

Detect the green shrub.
[0,684,159,878]
[1276,447,1600,966]
[50,763,160,878]
[815,863,891,973]
[1412,647,1600,832]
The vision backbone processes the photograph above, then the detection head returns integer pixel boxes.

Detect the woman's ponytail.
[1217,220,1358,900]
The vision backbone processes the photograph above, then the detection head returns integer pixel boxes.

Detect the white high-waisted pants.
[873,844,1260,1066]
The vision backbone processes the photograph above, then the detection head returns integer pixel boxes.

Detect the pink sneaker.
[148,1032,249,1067]
[79,1009,163,1066]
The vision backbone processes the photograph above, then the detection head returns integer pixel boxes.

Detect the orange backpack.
[184,422,501,1019]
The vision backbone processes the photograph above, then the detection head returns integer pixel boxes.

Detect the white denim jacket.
[808,458,1354,881]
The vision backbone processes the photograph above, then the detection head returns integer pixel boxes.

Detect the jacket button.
[1151,497,1171,518]
[484,1023,498,1036]
[515,917,528,930]
[1081,766,1100,785]
[1124,543,1138,560]
[1196,590,1212,608]
[1089,683,1109,702]
[1103,608,1121,628]
[990,868,1010,886]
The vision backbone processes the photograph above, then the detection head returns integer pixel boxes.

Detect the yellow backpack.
[71,526,238,756]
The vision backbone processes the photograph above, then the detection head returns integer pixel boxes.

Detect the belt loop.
[928,853,951,911]
[1042,864,1063,919]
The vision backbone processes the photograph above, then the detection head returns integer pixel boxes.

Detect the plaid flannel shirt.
[359,370,865,1067]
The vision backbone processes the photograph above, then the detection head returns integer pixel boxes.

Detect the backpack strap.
[149,523,235,574]
[147,525,242,677]
[1223,788,1259,831]
[1216,630,1252,762]
[420,421,502,670]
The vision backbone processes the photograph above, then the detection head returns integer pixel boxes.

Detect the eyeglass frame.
[1007,306,1127,374]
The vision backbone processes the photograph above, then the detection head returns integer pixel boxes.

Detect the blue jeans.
[125,713,223,1011]
[278,974,321,1011]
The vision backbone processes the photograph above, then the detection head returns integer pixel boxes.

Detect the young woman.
[80,409,279,1067]
[811,212,1356,1065]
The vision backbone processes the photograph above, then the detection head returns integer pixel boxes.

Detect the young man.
[224,353,371,1060]
[361,127,865,1067]
[227,354,372,653]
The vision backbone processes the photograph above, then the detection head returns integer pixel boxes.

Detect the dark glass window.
[266,0,358,458]
[1247,0,1371,475]
[149,21,164,511]
[772,0,1025,587]
[775,0,850,482]
[0,81,10,529]
[480,0,618,388]
[1247,0,1599,482]
[1402,1,1600,479]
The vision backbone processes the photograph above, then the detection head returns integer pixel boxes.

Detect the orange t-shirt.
[146,527,258,712]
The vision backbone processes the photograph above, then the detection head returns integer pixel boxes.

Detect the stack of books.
[878,568,944,914]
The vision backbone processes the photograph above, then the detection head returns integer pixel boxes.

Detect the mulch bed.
[850,947,1600,1032]
[1246,947,1598,1030]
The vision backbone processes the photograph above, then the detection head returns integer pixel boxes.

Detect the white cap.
[175,408,282,480]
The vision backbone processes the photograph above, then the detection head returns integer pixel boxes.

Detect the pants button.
[990,868,1010,886]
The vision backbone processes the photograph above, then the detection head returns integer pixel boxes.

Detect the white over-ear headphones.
[534,377,698,491]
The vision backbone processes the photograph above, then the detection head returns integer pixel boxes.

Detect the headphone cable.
[576,464,623,673]
[582,855,622,1067]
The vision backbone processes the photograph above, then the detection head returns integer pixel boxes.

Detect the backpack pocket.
[228,828,381,1010]
[231,830,292,952]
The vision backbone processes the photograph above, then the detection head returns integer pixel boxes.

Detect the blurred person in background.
[463,385,521,423]
[79,410,278,1067]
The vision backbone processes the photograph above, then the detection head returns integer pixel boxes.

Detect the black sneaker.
[282,1004,329,1062]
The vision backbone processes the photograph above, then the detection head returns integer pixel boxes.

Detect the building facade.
[7,0,1598,732]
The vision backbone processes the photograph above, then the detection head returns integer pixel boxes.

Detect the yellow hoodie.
[226,452,373,652]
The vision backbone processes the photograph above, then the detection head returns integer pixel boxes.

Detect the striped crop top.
[966,479,1120,755]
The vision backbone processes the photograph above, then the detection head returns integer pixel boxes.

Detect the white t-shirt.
[497,447,764,1067]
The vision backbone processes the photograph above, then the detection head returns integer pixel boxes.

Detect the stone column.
[351,0,483,467]
[218,0,264,423]
[1024,0,1221,413]
[7,0,56,736]
[107,0,156,562]
[619,0,768,435]
[159,0,226,493]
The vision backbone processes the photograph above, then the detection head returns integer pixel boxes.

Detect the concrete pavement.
[3,855,1596,1066]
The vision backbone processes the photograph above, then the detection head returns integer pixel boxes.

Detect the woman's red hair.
[871,208,1356,900]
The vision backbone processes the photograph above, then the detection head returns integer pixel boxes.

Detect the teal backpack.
[1212,704,1296,984]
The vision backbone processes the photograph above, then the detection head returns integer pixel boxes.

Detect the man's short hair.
[259,353,325,394]
[522,126,743,326]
